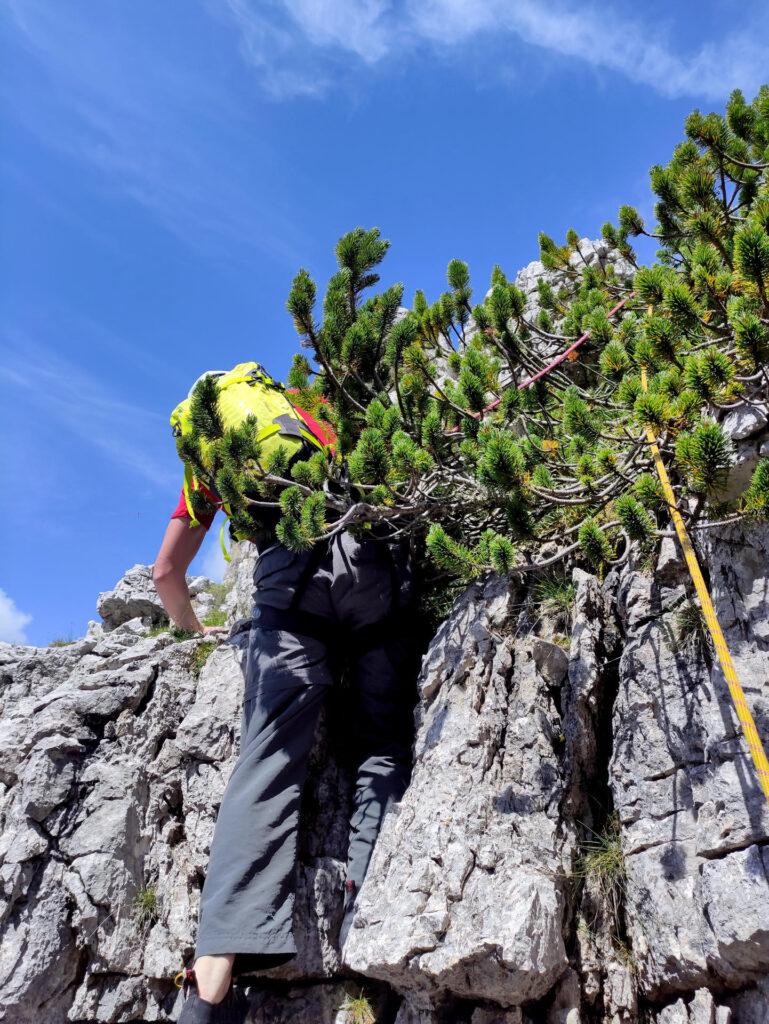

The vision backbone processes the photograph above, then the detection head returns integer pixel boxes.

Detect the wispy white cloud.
[0,332,176,490]
[0,588,32,645]
[217,0,329,98]
[283,0,393,62]
[220,0,769,102]
[216,0,395,98]
[407,0,769,101]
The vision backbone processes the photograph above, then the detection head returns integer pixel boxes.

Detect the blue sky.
[1,0,768,646]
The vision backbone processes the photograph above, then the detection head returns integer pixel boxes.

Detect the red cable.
[446,290,635,432]
[517,292,634,390]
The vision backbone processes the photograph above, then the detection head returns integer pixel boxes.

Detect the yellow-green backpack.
[170,362,327,555]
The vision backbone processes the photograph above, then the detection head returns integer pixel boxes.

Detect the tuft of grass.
[612,938,638,975]
[670,601,713,660]
[339,991,376,1024]
[532,572,576,622]
[573,812,627,934]
[133,883,159,929]
[207,581,232,605]
[146,621,197,641]
[146,621,170,638]
[190,640,217,677]
[414,573,468,637]
[637,548,657,576]
[199,581,233,629]
[49,636,77,647]
[171,626,198,641]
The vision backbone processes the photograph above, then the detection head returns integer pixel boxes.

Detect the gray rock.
[610,521,769,998]
[96,563,220,630]
[97,563,168,627]
[722,403,767,441]
[472,1008,523,1024]
[652,988,735,1024]
[718,437,761,502]
[223,541,259,622]
[532,637,569,686]
[342,576,570,1008]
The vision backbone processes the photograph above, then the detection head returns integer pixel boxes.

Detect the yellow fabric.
[170,361,329,544]
[219,520,231,563]
[182,464,200,529]
[640,319,769,807]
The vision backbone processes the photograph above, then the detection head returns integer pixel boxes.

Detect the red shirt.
[171,397,336,531]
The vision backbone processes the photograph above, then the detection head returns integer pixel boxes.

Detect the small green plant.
[573,812,627,935]
[49,636,76,647]
[146,621,170,638]
[207,581,232,605]
[532,573,576,622]
[146,621,197,641]
[636,548,657,576]
[171,626,198,641]
[417,574,468,633]
[670,601,713,660]
[339,991,376,1024]
[200,580,232,629]
[576,915,592,941]
[190,640,218,677]
[133,884,159,929]
[612,937,638,975]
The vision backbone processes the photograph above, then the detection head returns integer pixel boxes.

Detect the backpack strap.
[219,519,231,563]
[182,464,201,528]
[252,414,326,452]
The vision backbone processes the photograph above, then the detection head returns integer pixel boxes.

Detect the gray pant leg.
[344,630,417,892]
[195,624,333,970]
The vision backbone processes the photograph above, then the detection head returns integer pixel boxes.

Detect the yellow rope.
[639,339,769,807]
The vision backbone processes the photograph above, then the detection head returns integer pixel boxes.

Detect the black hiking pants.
[194,528,417,973]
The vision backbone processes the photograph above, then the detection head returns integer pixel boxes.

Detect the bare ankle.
[193,953,235,1004]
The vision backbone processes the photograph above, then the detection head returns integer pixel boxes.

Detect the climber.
[153,403,420,1024]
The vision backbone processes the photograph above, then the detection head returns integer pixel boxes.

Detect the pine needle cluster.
[197,88,769,580]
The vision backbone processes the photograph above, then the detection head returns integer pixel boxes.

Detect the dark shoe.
[339,878,358,949]
[176,968,249,1024]
[343,878,357,914]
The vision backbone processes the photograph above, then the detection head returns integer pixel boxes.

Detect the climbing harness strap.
[639,359,769,807]
[174,967,195,989]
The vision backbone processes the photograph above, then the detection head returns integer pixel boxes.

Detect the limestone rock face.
[342,577,570,1009]
[96,564,217,629]
[0,548,368,1024]
[611,521,769,1005]
[4,521,766,1023]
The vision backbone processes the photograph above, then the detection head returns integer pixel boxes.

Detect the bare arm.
[153,518,224,633]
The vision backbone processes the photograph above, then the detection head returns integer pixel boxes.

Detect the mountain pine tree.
[185,86,769,587]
